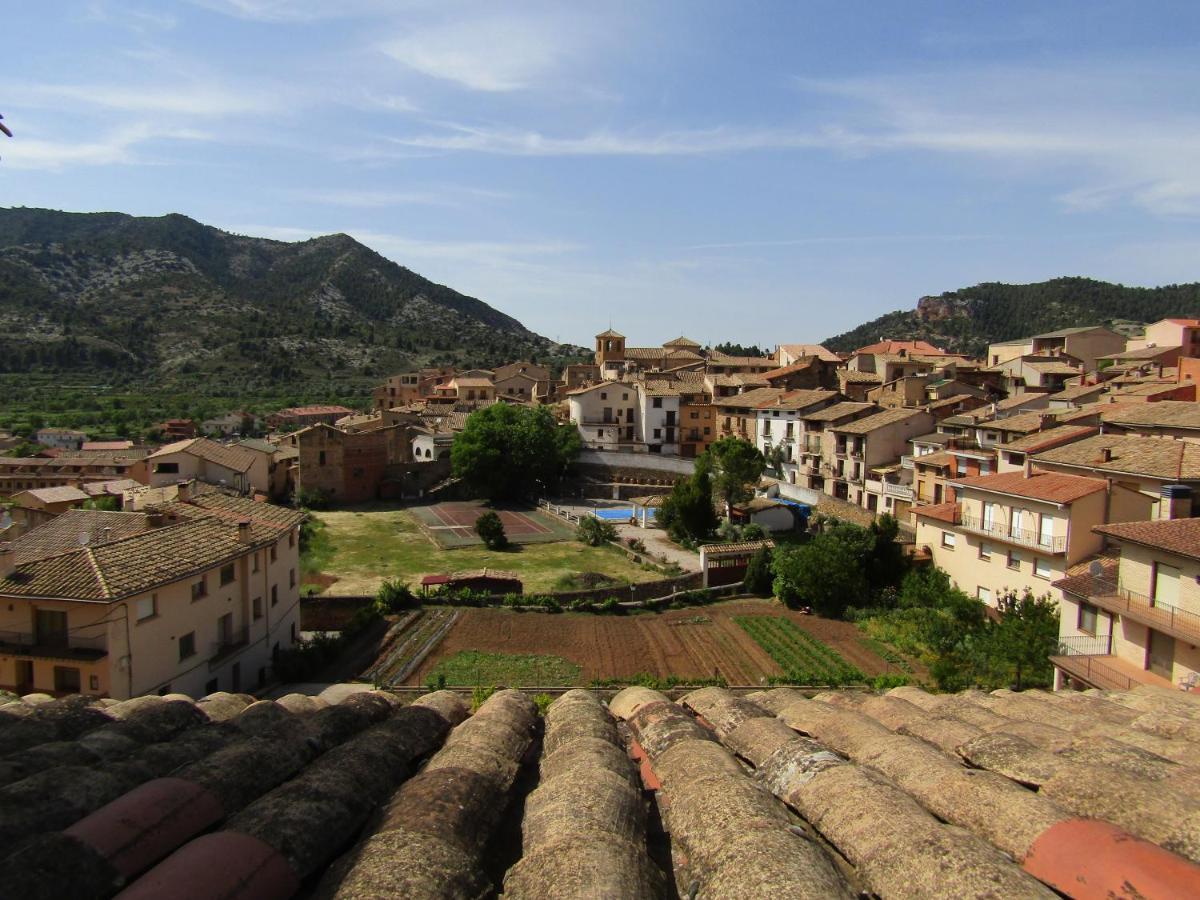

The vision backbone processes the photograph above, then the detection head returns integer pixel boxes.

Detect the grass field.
[303,504,667,596]
[426,650,581,687]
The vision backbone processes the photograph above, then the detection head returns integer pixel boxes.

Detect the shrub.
[534,692,554,716]
[626,536,648,554]
[293,487,330,510]
[576,516,618,546]
[741,522,767,540]
[474,510,508,550]
[742,545,774,596]
[375,578,416,613]
[870,673,910,690]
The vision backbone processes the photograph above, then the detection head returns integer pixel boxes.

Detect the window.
[600,392,607,400]
[597,429,604,438]
[253,596,263,620]
[289,569,296,588]
[1038,515,1053,550]
[89,675,100,691]
[1078,602,1098,634]
[691,411,699,419]
[1007,550,1021,571]
[289,529,296,548]
[981,501,997,531]
[703,427,711,435]
[220,564,235,586]
[622,393,628,400]
[179,631,196,660]
[1010,508,1026,539]
[653,428,662,439]
[977,586,992,605]
[318,451,326,466]
[271,585,278,607]
[252,552,260,573]
[136,594,157,622]
[978,543,992,561]
[653,398,663,409]
[191,577,208,601]
[205,678,219,694]
[270,545,278,563]
[941,531,956,549]
[1034,557,1052,579]
[980,460,992,475]
[154,462,179,474]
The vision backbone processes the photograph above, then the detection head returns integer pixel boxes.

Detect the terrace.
[1085,580,1200,646]
[956,512,1068,553]
[1050,635,1174,691]
[0,629,107,662]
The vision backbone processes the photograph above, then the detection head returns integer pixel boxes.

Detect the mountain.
[823,277,1200,356]
[0,208,586,394]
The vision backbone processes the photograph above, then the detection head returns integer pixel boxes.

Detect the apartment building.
[825,407,933,510]
[991,355,1083,395]
[1053,502,1200,692]
[913,469,1145,607]
[754,390,839,484]
[146,438,270,496]
[1027,433,1200,518]
[1029,326,1127,371]
[0,493,305,699]
[714,388,787,443]
[1127,318,1200,356]
[639,383,682,454]
[793,401,876,495]
[0,455,148,498]
[567,381,641,451]
[34,428,87,451]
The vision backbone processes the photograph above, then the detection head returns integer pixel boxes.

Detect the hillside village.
[3,314,1200,899]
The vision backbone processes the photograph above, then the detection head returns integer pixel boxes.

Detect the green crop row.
[735,616,865,685]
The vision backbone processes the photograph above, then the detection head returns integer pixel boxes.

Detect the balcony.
[883,482,914,501]
[1051,635,1174,691]
[210,626,250,669]
[1088,582,1200,646]
[900,455,914,470]
[957,513,1067,553]
[0,630,107,662]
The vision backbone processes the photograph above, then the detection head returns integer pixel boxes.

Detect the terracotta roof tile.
[1033,434,1200,480]
[1101,401,1200,430]
[951,470,1107,504]
[831,407,928,434]
[913,500,961,523]
[1095,517,1200,561]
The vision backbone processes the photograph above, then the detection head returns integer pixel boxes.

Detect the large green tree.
[702,437,765,517]
[451,405,581,501]
[772,523,875,617]
[656,464,720,543]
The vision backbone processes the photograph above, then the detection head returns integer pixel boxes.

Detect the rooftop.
[147,437,259,474]
[13,485,90,505]
[1101,401,1200,431]
[1033,433,1200,480]
[1033,325,1116,338]
[777,342,841,362]
[831,406,928,434]
[1,683,1198,897]
[951,470,1108,504]
[998,425,1098,455]
[800,401,877,423]
[1095,517,1200,562]
[1099,345,1182,361]
[10,509,153,564]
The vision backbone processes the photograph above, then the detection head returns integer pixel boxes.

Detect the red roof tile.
[951,470,1107,504]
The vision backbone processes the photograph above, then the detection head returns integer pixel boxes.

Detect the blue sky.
[4,1,1200,347]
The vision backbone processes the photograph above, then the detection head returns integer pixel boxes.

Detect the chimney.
[237,517,252,544]
[1161,484,1192,520]
[1100,447,1113,463]
[146,512,164,528]
[176,480,191,503]
[1038,413,1054,431]
[1023,457,1033,478]
[0,543,13,579]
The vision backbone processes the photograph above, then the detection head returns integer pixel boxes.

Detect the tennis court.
[409,501,576,549]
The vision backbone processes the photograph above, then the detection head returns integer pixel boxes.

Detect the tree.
[772,524,873,617]
[657,468,719,543]
[702,437,765,517]
[743,545,774,596]
[576,516,618,547]
[474,510,508,550]
[451,405,581,502]
[82,496,120,512]
[987,589,1061,690]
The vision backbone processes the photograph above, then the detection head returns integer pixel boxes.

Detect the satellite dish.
[77,532,90,547]
[1089,560,1104,578]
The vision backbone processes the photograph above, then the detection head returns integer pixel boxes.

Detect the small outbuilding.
[420,568,523,596]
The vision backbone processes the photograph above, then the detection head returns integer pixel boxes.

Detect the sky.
[4,1,1200,348]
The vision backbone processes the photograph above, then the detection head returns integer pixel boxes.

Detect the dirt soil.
[404,598,907,686]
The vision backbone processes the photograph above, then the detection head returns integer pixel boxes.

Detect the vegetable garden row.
[734,615,865,685]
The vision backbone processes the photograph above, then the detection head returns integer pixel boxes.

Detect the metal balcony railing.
[0,629,107,660]
[1089,583,1200,645]
[210,626,250,668]
[883,482,914,500]
[957,514,1068,553]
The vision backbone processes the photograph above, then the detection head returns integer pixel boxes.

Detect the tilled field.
[403,599,908,685]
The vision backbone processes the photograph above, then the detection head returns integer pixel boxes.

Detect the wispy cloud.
[1,123,208,170]
[379,13,585,92]
[388,123,831,156]
[16,81,284,117]
[188,0,393,22]
[296,185,512,208]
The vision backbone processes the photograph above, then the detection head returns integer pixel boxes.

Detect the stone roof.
[14,485,90,505]
[1024,360,1084,375]
[831,407,928,434]
[951,470,1108,504]
[1048,383,1105,401]
[1033,325,1115,338]
[1,683,1199,896]
[1095,517,1200,562]
[801,401,877,423]
[1099,345,1182,361]
[912,450,954,470]
[839,370,884,383]
[912,500,961,523]
[714,387,787,410]
[0,496,304,601]
[1101,401,1200,430]
[1053,550,1121,598]
[596,328,625,338]
[761,389,838,412]
[999,425,1098,454]
[147,438,258,473]
[663,335,701,347]
[1033,434,1200,481]
[777,343,842,363]
[10,509,154,564]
